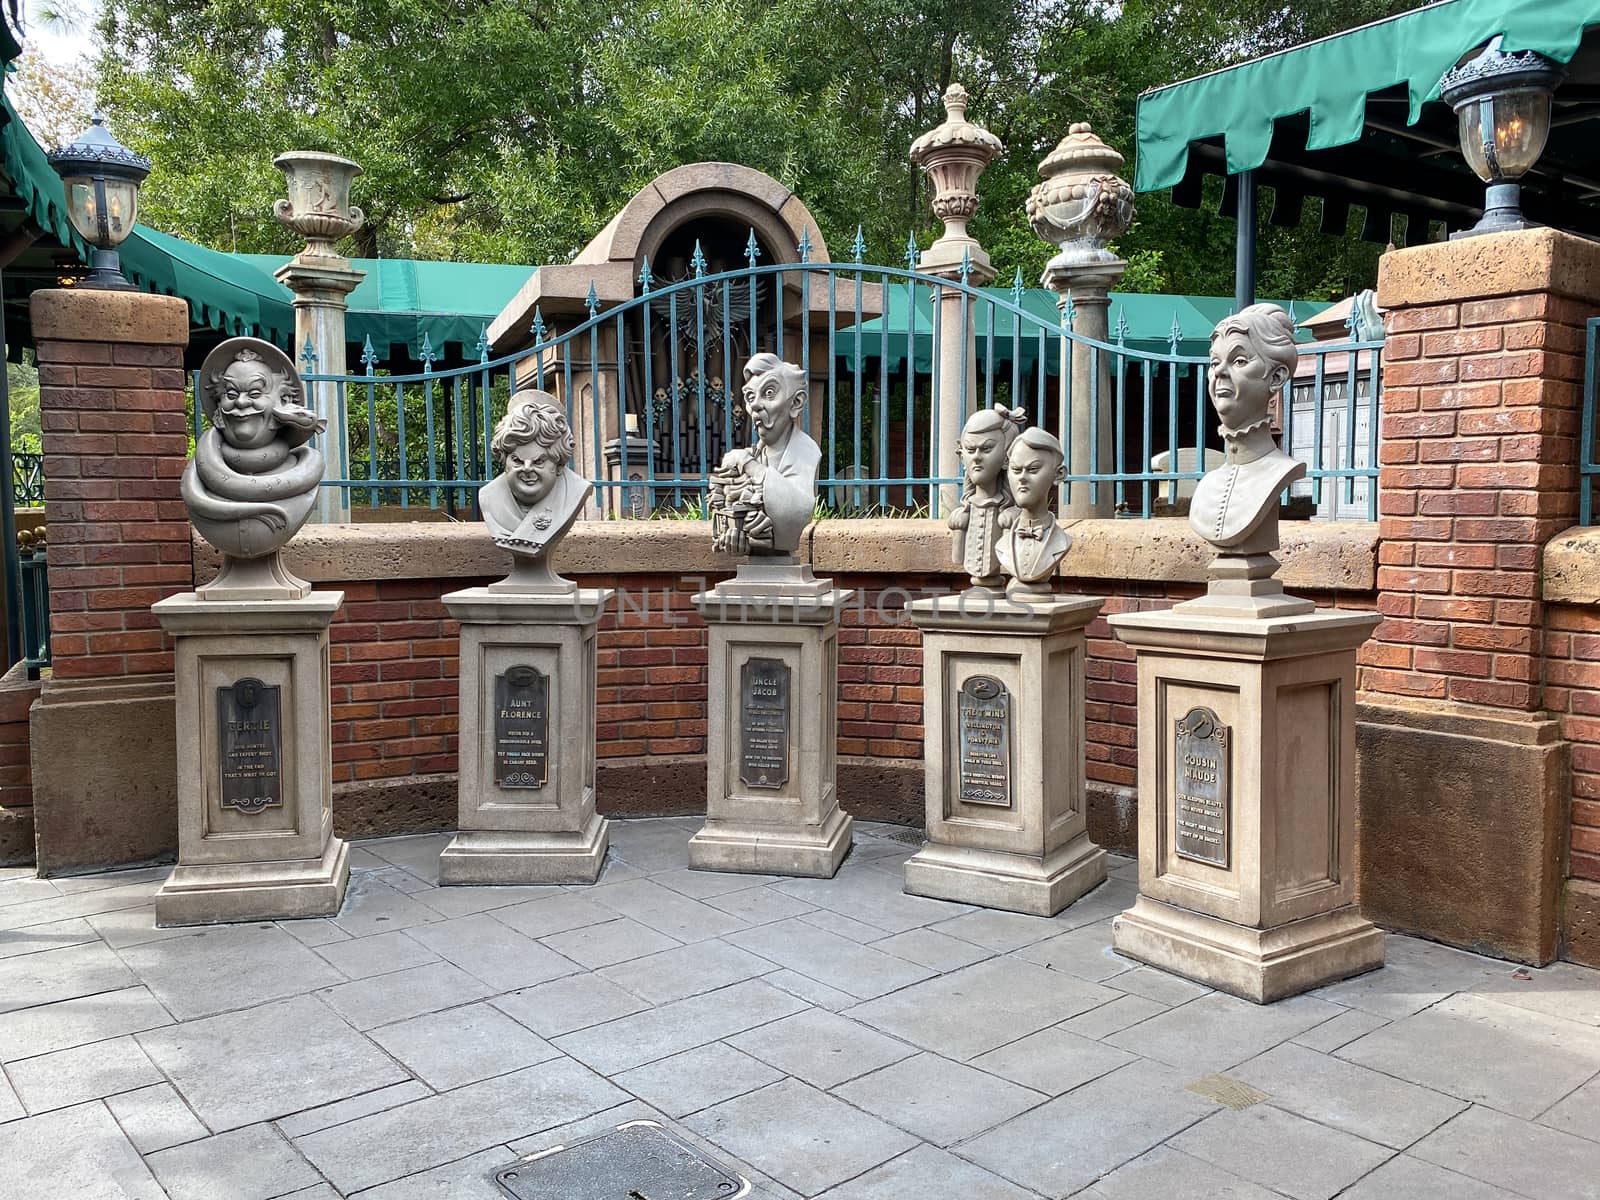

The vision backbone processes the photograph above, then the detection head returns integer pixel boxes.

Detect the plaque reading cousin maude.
[495,665,549,789]
[217,677,283,814]
[740,657,790,790]
[957,675,1011,807]
[1174,705,1229,867]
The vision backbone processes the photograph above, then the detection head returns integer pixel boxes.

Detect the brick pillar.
[1356,228,1594,965]
[28,289,191,872]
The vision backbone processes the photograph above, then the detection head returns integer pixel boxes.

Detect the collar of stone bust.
[1218,414,1273,441]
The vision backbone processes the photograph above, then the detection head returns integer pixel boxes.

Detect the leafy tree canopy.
[90,0,1425,299]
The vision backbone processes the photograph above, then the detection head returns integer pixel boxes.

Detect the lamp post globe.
[46,114,151,289]
[1439,36,1563,239]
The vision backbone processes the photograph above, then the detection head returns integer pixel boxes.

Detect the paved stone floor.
[2,818,1600,1199]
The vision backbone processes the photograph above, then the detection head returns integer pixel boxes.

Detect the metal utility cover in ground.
[495,1121,750,1199]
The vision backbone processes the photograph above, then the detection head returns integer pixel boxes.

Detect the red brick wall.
[0,672,42,863]
[1545,603,1600,885]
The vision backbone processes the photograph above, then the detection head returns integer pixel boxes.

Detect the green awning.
[1137,0,1600,195]
[122,228,295,343]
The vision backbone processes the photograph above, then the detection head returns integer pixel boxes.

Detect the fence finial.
[690,240,708,278]
[744,228,761,268]
[299,335,317,373]
[638,256,653,294]
[850,226,867,264]
[360,334,378,375]
[904,231,919,271]
[958,245,973,285]
[1168,310,1184,353]
[1114,306,1130,345]
[1011,265,1025,307]
[474,324,490,364]
[798,226,813,264]
[584,282,599,318]
[420,332,436,372]
[531,306,547,346]
[1063,293,1077,326]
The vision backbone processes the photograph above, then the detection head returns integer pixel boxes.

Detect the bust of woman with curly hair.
[478,390,593,592]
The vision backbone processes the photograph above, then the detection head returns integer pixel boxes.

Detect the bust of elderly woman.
[182,338,325,599]
[1188,304,1306,556]
[479,391,593,593]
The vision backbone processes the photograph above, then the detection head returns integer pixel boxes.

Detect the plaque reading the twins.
[1174,705,1229,867]
[957,675,1012,806]
[217,678,283,814]
[740,658,790,790]
[495,666,550,788]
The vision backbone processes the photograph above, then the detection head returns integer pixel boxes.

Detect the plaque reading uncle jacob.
[957,675,1011,806]
[740,657,790,790]
[217,677,283,814]
[495,666,550,789]
[1174,705,1230,868]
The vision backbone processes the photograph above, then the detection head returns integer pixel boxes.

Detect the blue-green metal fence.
[17,533,47,675]
[1583,316,1600,525]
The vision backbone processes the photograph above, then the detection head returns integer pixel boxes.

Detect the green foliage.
[8,360,39,453]
[94,0,1426,294]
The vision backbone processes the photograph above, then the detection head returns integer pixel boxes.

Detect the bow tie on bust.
[1015,522,1044,541]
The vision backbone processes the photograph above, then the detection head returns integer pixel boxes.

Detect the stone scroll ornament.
[183,337,325,600]
[708,353,820,558]
[995,426,1072,601]
[949,404,1026,590]
[478,390,594,594]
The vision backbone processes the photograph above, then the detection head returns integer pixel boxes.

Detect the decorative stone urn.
[1026,122,1135,273]
[910,83,1003,283]
[272,151,365,258]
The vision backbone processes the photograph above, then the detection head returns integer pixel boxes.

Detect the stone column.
[28,289,192,874]
[1028,124,1134,518]
[272,152,367,525]
[911,84,1001,517]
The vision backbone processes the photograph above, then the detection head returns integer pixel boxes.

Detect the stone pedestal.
[152,592,349,925]
[1107,605,1384,1003]
[689,564,854,877]
[904,594,1107,914]
[440,587,612,884]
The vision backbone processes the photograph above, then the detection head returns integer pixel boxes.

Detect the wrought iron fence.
[250,242,1379,522]
[1584,316,1600,525]
[12,451,42,506]
[17,532,47,675]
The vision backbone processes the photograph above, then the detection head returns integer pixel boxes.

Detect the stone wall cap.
[1357,694,1564,745]
[1543,524,1600,605]
[31,288,190,346]
[1108,605,1379,659]
[1378,227,1600,309]
[907,592,1103,633]
[442,585,613,623]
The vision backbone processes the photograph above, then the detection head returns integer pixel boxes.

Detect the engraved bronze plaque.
[217,677,283,814]
[957,675,1011,807]
[1174,705,1229,867]
[739,657,790,790]
[495,665,550,789]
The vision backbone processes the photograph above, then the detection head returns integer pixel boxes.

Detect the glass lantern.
[46,115,151,289]
[1439,37,1563,238]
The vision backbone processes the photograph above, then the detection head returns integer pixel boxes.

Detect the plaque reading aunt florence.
[495,665,550,789]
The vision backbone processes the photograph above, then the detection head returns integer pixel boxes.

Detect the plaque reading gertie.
[1174,705,1229,867]
[957,675,1011,806]
[217,677,283,814]
[495,666,550,788]
[740,657,790,790]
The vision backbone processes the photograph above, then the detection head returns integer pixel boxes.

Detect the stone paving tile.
[1170,1102,1394,1200]
[1538,1074,1600,1143]
[834,1051,1047,1146]
[1337,992,1600,1119]
[650,867,779,899]
[85,907,207,950]
[312,928,440,980]
[613,1042,784,1118]
[359,833,454,885]
[0,1101,165,1198]
[761,968,861,1012]
[1090,1145,1285,1200]
[0,1071,21,1122]
[606,824,697,874]
[969,1026,1138,1097]
[147,1122,323,1200]
[348,1144,513,1199]
[105,1083,208,1154]
[404,912,579,991]
[591,878,752,942]
[0,916,96,960]
[293,1058,627,1195]
[772,866,972,934]
[799,907,893,944]
[1335,1154,1526,1200]
[0,940,134,1013]
[369,1002,560,1092]
[1412,1104,1600,1200]
[275,918,353,948]
[1467,961,1600,1027]
[932,908,1063,953]
[491,973,648,1039]
[328,878,444,938]
[410,882,564,920]
[1290,1007,1389,1053]
[1102,963,1213,1006]
[282,1187,341,1200]
[1309,962,1461,1020]
[539,916,682,969]
[275,1082,435,1140]
[598,937,773,1005]
[315,961,494,1032]
[817,1144,1037,1200]
[958,1059,1219,1197]
[1105,991,1341,1073]
[1231,1041,1466,1149]
[728,1009,917,1089]
[847,957,1113,1060]
[868,927,993,973]
[0,985,173,1062]
[0,876,56,905]
[701,885,817,926]
[553,979,807,1075]
[121,924,344,1021]
[139,994,409,1132]
[1014,923,1139,983]
[0,877,160,932]
[6,1033,162,1114]
[728,918,936,1000]
[1057,993,1169,1040]
[686,1078,919,1197]
[489,892,619,940]
[48,867,171,895]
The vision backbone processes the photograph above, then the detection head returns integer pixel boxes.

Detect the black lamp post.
[1439,36,1564,238]
[45,114,151,289]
